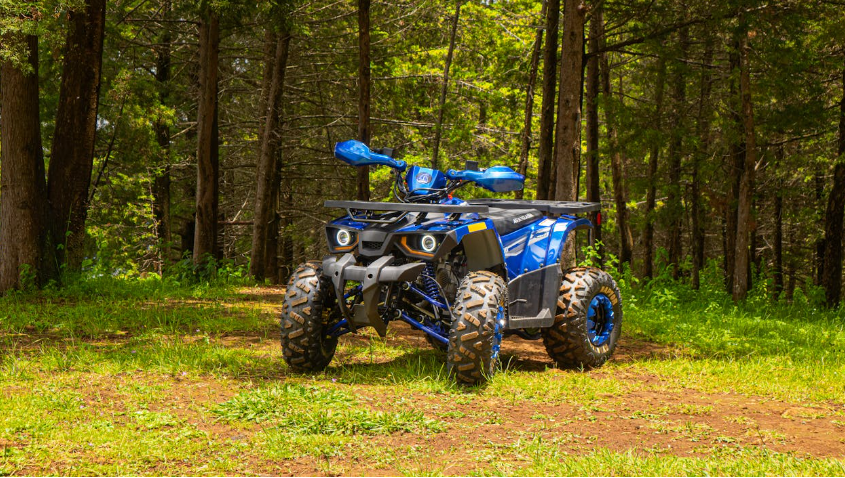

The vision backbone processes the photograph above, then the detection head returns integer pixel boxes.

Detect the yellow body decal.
[467,222,487,233]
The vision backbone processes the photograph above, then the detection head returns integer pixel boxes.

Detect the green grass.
[0,269,843,475]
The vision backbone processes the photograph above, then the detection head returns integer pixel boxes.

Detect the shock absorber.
[422,261,441,300]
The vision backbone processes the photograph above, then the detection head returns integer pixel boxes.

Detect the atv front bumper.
[322,254,425,336]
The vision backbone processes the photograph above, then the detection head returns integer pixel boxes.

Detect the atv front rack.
[466,199,600,216]
[325,200,489,224]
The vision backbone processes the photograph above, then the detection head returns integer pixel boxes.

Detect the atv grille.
[362,241,384,250]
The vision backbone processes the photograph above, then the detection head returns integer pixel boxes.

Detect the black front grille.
[362,241,384,250]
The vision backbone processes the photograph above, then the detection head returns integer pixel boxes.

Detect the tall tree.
[515,1,546,200]
[553,0,586,203]
[193,6,221,264]
[152,0,173,273]
[691,32,714,289]
[250,29,292,280]
[821,61,845,306]
[0,35,50,292]
[600,18,633,269]
[536,0,560,200]
[356,0,371,200]
[46,0,107,272]
[643,56,666,279]
[666,26,689,279]
[584,5,601,257]
[773,144,785,299]
[431,0,463,170]
[732,25,757,301]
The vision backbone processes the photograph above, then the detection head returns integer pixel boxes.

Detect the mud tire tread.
[542,267,623,369]
[447,270,506,385]
[280,261,338,372]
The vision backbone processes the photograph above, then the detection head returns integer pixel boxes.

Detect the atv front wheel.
[542,267,622,369]
[280,261,338,372]
[447,271,506,384]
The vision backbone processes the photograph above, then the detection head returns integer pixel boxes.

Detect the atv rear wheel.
[447,271,506,384]
[542,267,622,369]
[280,261,338,372]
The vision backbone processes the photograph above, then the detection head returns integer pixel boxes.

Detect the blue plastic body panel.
[499,215,593,279]
[446,166,524,192]
[326,197,591,282]
[406,165,448,195]
[334,140,407,171]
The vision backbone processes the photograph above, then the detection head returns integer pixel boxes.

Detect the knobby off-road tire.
[280,261,338,372]
[447,271,506,384]
[543,267,622,369]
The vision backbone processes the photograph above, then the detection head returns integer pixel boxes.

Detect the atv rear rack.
[467,199,600,216]
[325,200,489,224]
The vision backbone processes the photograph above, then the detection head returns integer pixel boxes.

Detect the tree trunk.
[553,0,585,203]
[0,35,51,292]
[46,0,106,272]
[732,27,756,302]
[536,0,560,200]
[691,33,713,289]
[193,10,220,264]
[724,46,744,293]
[250,31,291,280]
[814,170,825,285]
[773,144,784,299]
[821,61,845,307]
[584,5,601,260]
[152,0,172,273]
[553,0,585,268]
[515,0,546,200]
[643,57,666,279]
[666,26,689,279]
[431,0,462,170]
[356,0,371,201]
[264,152,283,283]
[601,56,633,270]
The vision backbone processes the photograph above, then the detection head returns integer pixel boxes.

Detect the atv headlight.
[336,229,352,247]
[420,234,438,253]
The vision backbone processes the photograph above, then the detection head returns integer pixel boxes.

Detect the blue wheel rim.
[587,293,615,346]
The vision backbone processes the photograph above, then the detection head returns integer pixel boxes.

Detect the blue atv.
[281,140,623,384]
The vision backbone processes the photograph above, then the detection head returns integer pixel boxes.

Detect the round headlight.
[420,234,438,253]
[336,229,352,247]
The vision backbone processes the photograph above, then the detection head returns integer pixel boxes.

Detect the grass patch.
[214,383,444,436]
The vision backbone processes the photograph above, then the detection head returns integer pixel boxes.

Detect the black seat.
[482,208,543,236]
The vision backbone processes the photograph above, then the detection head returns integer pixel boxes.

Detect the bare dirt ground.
[7,286,844,476]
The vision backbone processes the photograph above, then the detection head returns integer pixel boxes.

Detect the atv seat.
[482,208,543,236]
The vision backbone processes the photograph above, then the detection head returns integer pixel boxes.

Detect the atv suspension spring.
[422,262,441,300]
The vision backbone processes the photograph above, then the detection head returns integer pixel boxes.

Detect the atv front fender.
[434,220,507,277]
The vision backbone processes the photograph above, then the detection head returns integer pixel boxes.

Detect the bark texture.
[251,31,291,280]
[732,28,756,301]
[0,35,50,292]
[666,26,689,279]
[553,0,586,202]
[691,33,713,289]
[821,62,845,306]
[193,10,221,264]
[356,0,371,201]
[153,1,172,272]
[515,0,546,200]
[584,7,602,257]
[46,0,107,272]
[598,18,633,270]
[536,0,560,200]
